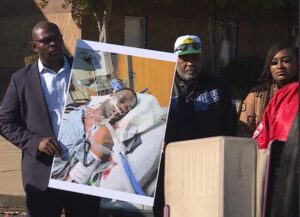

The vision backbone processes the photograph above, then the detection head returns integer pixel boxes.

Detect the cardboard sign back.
[165,136,257,217]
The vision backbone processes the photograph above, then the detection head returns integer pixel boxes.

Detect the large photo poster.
[48,39,177,206]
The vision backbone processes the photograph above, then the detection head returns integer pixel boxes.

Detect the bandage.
[68,151,101,184]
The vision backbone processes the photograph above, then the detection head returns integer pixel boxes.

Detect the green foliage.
[223,57,265,89]
[38,0,49,8]
[38,0,94,27]
[24,54,39,66]
[62,0,94,27]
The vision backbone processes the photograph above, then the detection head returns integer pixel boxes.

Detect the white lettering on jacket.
[170,89,221,111]
[193,89,221,111]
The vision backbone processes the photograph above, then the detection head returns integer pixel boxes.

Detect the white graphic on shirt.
[193,89,221,111]
[170,89,221,111]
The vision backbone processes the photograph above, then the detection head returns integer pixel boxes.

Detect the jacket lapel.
[30,61,55,136]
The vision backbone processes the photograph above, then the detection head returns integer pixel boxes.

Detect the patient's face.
[103,89,137,123]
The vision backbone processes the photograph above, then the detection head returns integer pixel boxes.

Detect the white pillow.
[88,93,166,142]
[115,93,166,142]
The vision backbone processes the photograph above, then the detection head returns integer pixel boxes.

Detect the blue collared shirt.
[38,56,71,138]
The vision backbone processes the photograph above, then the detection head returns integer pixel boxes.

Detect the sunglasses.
[31,34,62,45]
[175,43,201,52]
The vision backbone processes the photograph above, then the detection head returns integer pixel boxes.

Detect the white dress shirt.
[38,56,71,138]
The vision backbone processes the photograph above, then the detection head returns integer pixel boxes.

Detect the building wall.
[0,0,295,98]
[0,0,80,98]
[91,1,293,72]
[237,22,289,58]
[104,14,290,71]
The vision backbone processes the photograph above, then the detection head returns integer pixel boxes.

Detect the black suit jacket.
[0,59,71,193]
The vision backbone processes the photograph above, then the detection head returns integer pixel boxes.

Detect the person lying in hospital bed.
[51,89,166,197]
[51,88,137,183]
[99,92,167,196]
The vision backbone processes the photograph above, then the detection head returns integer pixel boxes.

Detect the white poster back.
[49,39,177,206]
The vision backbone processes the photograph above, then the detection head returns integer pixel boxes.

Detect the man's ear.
[31,42,38,53]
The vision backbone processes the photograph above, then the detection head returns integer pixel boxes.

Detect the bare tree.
[39,0,112,42]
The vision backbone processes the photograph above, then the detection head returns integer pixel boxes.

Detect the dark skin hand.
[38,137,62,157]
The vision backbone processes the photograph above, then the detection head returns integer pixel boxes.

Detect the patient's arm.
[64,125,114,184]
[89,125,114,161]
[83,105,114,160]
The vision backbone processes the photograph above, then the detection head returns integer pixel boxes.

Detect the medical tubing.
[102,119,145,194]
[120,153,146,196]
[101,119,125,154]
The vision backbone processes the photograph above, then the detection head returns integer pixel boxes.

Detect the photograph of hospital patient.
[49,41,176,205]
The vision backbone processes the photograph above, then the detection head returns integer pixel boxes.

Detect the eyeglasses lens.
[35,35,62,44]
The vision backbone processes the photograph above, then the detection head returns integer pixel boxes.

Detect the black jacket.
[0,56,72,193]
[165,72,237,143]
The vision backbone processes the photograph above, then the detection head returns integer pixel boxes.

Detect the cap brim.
[176,49,202,56]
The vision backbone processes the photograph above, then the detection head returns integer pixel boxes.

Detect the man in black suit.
[0,21,100,217]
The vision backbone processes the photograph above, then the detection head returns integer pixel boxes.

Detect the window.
[124,16,146,48]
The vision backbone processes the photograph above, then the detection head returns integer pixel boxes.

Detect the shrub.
[24,54,39,66]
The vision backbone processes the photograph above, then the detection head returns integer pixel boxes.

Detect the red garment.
[253,82,298,149]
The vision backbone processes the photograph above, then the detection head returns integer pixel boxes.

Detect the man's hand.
[38,137,62,157]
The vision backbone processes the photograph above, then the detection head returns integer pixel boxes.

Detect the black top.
[165,72,237,143]
[0,56,73,193]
